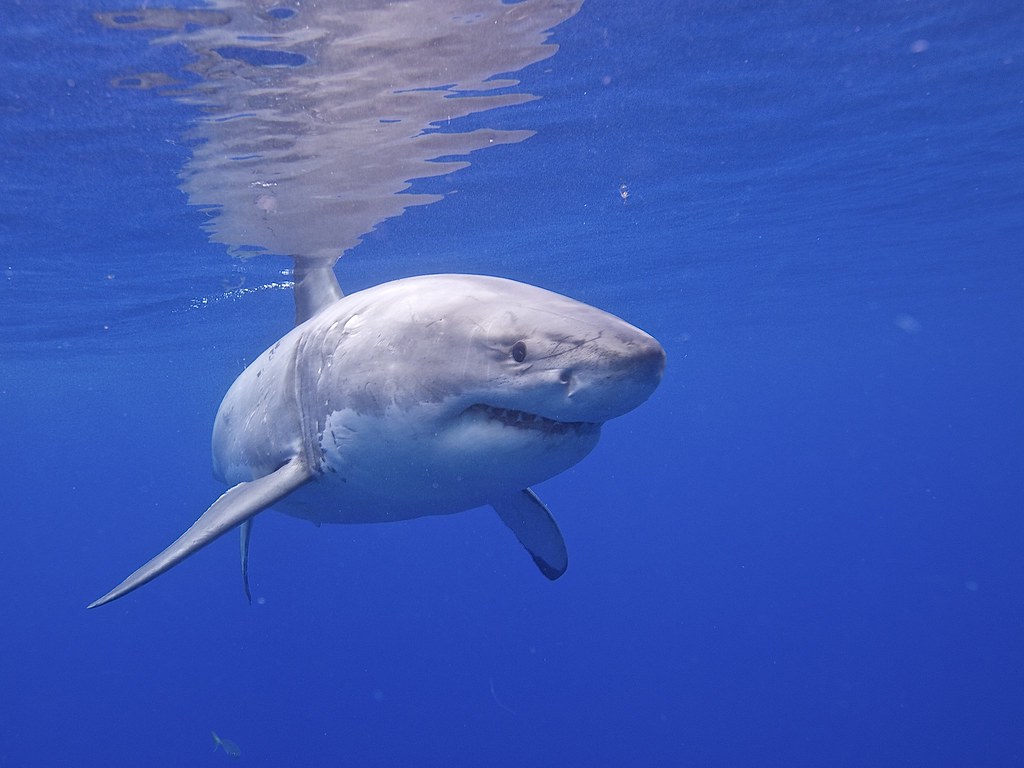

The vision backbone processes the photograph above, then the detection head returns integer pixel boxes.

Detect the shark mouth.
[466,404,596,436]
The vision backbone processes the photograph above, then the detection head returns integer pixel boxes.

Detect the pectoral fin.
[492,488,568,580]
[88,456,312,608]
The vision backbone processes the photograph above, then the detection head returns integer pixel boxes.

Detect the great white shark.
[89,269,664,608]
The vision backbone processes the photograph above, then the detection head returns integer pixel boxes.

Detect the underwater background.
[1,1,1022,765]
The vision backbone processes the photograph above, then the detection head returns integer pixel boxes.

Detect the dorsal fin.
[292,258,343,325]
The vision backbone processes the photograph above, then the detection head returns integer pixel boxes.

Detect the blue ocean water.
[1,1,1022,766]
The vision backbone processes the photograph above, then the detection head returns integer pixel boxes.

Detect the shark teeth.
[466,404,592,435]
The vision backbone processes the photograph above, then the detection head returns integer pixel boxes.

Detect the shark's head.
[307,274,665,501]
[448,276,664,423]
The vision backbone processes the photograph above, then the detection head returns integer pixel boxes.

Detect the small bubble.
[894,314,921,334]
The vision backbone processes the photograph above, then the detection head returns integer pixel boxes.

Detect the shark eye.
[511,341,527,363]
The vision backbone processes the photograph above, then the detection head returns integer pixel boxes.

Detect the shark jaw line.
[464,403,598,436]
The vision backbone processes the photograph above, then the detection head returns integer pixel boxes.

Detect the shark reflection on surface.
[97,0,582,266]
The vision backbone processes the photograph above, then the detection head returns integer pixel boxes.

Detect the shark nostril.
[559,369,572,385]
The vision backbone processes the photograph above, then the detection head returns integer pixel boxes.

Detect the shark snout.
[561,330,665,422]
[626,332,667,382]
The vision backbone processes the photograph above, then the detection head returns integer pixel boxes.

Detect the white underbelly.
[274,406,600,524]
